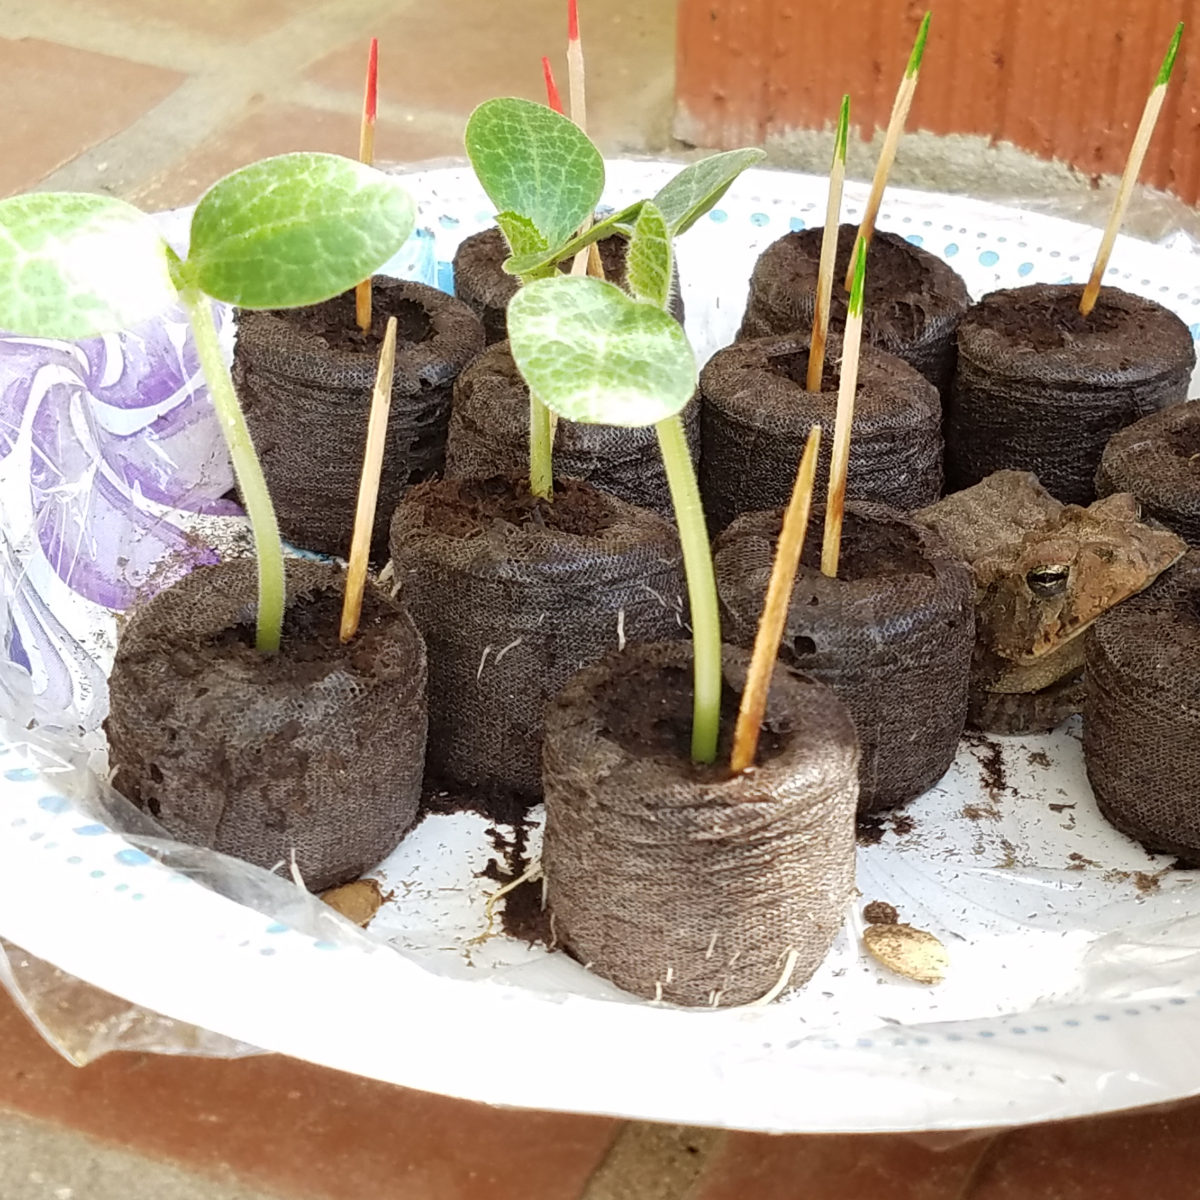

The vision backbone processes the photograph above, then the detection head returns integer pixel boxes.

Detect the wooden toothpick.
[565,0,604,280]
[822,238,867,578]
[355,37,379,334]
[1080,22,1184,317]
[730,426,823,774]
[844,13,931,290]
[808,95,851,393]
[340,315,397,643]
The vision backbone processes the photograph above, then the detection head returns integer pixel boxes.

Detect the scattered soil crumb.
[965,733,1008,798]
[1102,867,1166,894]
[996,838,1019,869]
[856,813,886,845]
[320,878,391,927]
[863,923,949,985]
[1049,802,1076,813]
[1028,750,1053,769]
[962,802,1001,821]
[863,901,899,925]
[890,813,916,837]
[1068,852,1100,871]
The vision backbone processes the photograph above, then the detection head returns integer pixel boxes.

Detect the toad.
[914,471,1186,733]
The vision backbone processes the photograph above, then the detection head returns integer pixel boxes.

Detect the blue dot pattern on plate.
[749,212,769,227]
[709,209,728,223]
[789,217,806,232]
[979,250,999,267]
[1018,262,1034,277]
[115,848,151,867]
[944,243,959,257]
[73,824,107,837]
[38,795,69,814]
[4,767,36,783]
[906,234,924,247]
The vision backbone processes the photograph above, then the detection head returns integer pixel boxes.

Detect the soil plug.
[807,95,850,393]
[1079,22,1183,317]
[0,155,415,653]
[340,315,398,642]
[845,11,931,290]
[822,237,868,577]
[355,37,380,333]
[730,426,821,773]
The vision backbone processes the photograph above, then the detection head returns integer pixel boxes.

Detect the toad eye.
[1026,565,1070,598]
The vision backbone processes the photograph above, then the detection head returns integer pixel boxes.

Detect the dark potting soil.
[420,778,534,828]
[402,475,619,540]
[982,286,1125,353]
[863,900,899,925]
[1168,421,1200,464]
[594,657,787,778]
[796,510,935,582]
[277,286,434,352]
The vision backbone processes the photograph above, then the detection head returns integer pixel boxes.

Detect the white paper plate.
[2,162,1200,1134]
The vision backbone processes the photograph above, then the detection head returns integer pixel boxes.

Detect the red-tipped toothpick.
[822,238,868,578]
[340,315,397,643]
[355,37,379,334]
[808,95,851,393]
[542,55,564,113]
[845,12,931,290]
[1080,22,1184,317]
[730,426,823,774]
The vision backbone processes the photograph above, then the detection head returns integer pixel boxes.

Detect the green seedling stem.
[181,287,286,653]
[655,412,722,764]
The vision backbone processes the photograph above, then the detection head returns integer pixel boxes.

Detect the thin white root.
[654,981,664,1003]
[476,645,493,681]
[743,947,799,1008]
[705,931,718,960]
[617,608,626,651]
[472,859,544,943]
[289,848,308,892]
[377,560,394,585]
[493,636,523,665]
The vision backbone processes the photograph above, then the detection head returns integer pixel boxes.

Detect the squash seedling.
[464,94,763,500]
[0,153,416,652]
[508,203,721,763]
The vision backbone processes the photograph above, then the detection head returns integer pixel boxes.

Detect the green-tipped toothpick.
[844,12,930,290]
[822,237,867,578]
[1080,22,1184,317]
[808,94,851,393]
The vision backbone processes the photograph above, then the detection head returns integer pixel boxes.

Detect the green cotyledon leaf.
[0,193,176,338]
[186,153,415,308]
[507,274,696,428]
[465,97,604,251]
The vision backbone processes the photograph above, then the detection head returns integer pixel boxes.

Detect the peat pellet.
[445,340,700,519]
[1096,401,1200,547]
[389,475,686,798]
[104,558,427,892]
[1084,551,1200,860]
[233,278,485,558]
[715,502,973,812]
[453,227,686,345]
[737,224,970,395]
[946,283,1194,506]
[700,331,942,533]
[542,642,859,1007]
